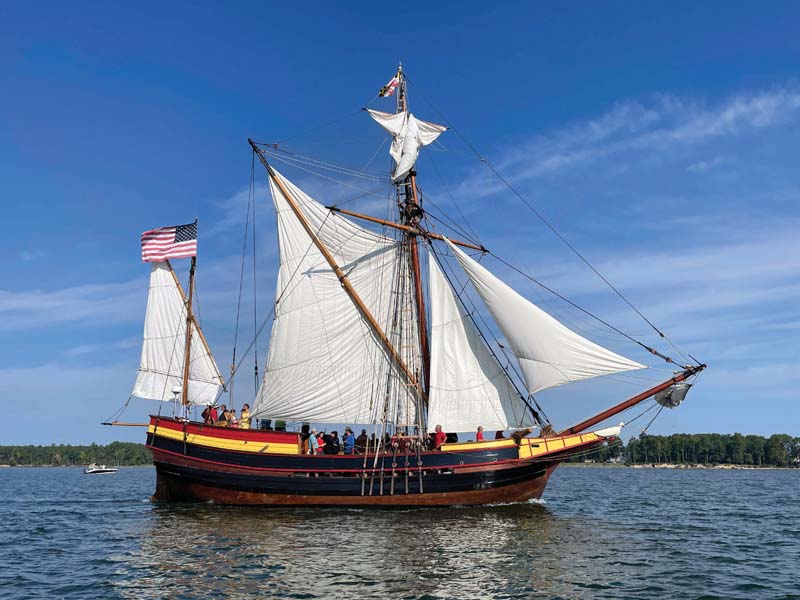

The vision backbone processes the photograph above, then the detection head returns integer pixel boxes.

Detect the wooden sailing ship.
[128,67,705,506]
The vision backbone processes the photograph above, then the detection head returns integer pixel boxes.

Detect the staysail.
[427,254,534,433]
[367,109,447,180]
[444,239,646,395]
[132,262,223,405]
[253,168,417,425]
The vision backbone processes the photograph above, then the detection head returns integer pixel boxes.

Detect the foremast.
[181,253,196,407]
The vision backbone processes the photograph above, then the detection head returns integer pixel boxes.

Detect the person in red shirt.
[476,426,484,442]
[433,424,447,451]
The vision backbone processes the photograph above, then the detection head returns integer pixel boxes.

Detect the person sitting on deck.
[343,428,355,455]
[308,428,319,455]
[355,429,368,454]
[216,405,229,427]
[476,426,484,441]
[433,424,447,451]
[239,404,251,430]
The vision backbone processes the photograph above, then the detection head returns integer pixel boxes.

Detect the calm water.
[0,466,798,599]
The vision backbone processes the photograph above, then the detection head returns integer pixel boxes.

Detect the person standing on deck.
[239,404,251,429]
[355,429,368,454]
[308,428,319,454]
[433,424,447,451]
[343,428,355,455]
[476,426,484,441]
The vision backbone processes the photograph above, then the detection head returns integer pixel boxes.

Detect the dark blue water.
[0,466,798,599]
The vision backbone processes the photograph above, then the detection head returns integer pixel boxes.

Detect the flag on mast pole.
[141,222,198,262]
[379,69,401,97]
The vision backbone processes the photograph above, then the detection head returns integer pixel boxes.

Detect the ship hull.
[145,417,609,507]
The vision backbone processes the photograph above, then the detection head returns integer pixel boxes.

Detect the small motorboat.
[84,463,118,474]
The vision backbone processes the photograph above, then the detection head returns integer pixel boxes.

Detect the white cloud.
[0,278,143,331]
[450,85,800,202]
[18,249,45,261]
[687,156,731,172]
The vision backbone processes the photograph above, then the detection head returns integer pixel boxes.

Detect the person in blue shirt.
[343,428,356,455]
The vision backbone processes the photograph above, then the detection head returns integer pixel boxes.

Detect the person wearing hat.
[343,428,356,455]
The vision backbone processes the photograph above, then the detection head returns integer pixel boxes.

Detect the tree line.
[1,433,799,467]
[568,433,800,467]
[0,442,152,466]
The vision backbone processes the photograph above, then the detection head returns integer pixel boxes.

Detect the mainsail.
[444,239,646,395]
[427,254,534,433]
[132,262,223,405]
[367,109,447,180]
[253,168,417,424]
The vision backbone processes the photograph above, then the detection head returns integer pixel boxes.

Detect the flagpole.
[181,219,198,407]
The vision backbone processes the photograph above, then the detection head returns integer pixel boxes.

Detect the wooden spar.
[101,421,149,427]
[165,260,225,386]
[182,254,197,406]
[558,364,706,435]
[397,74,431,395]
[249,140,426,402]
[325,207,486,252]
[407,174,430,394]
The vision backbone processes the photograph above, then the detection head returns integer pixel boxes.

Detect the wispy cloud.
[451,85,800,201]
[687,156,731,172]
[18,249,45,261]
[0,279,143,331]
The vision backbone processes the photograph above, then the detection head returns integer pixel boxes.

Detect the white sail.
[445,239,646,395]
[427,254,534,434]
[253,168,417,424]
[132,262,223,405]
[367,109,447,181]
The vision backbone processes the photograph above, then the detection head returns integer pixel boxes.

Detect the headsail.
[427,253,534,433]
[253,168,417,425]
[444,239,646,395]
[132,262,223,405]
[367,109,446,181]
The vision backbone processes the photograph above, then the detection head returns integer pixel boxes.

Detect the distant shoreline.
[562,462,798,470]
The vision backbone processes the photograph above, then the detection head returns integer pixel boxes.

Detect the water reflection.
[115,501,627,599]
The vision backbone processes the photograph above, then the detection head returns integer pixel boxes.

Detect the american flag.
[141,222,198,262]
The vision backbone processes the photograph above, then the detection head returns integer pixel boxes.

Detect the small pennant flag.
[379,70,401,97]
[141,222,198,262]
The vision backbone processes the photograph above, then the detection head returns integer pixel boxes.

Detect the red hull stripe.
[147,442,525,474]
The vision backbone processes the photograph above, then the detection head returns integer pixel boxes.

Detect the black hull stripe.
[147,433,521,472]
[154,460,550,496]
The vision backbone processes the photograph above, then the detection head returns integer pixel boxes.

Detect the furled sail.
[367,109,447,181]
[132,262,223,405]
[427,254,535,433]
[253,168,416,424]
[444,239,646,395]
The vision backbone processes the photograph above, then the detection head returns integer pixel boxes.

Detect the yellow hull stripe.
[148,425,299,455]
[149,425,607,460]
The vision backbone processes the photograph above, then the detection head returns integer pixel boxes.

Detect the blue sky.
[1,1,798,444]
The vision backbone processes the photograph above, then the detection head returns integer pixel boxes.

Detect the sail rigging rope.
[404,76,699,368]
[487,252,684,366]
[428,241,548,428]
[257,144,389,182]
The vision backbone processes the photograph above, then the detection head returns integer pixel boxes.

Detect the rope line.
[405,75,698,367]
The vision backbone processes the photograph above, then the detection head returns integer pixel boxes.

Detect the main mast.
[395,67,431,395]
